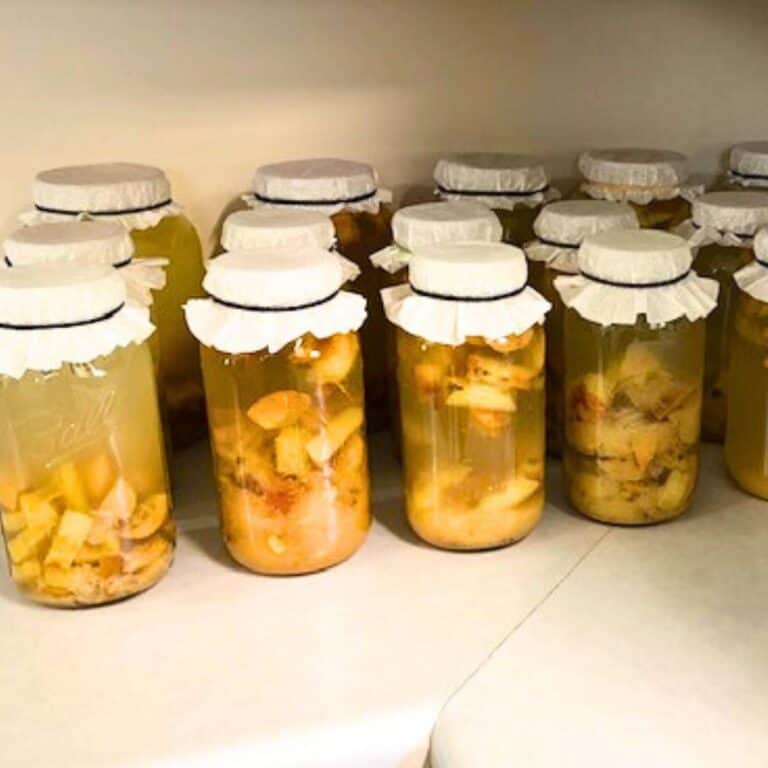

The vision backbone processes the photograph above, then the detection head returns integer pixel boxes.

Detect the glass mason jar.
[249,159,392,431]
[577,149,695,231]
[719,142,768,191]
[383,242,550,550]
[29,163,206,450]
[433,154,559,246]
[685,191,768,441]
[0,266,172,606]
[186,248,371,575]
[557,230,717,525]
[525,200,639,455]
[725,238,768,498]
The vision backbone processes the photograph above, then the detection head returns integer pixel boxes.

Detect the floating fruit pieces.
[208,332,370,575]
[398,326,546,549]
[0,458,173,606]
[564,340,701,524]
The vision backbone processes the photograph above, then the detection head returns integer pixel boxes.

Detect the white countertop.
[0,434,608,768]
[430,446,768,767]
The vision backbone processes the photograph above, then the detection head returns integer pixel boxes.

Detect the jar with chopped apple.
[23,163,205,449]
[185,246,370,574]
[370,201,503,454]
[725,227,768,498]
[433,154,559,247]
[577,149,700,231]
[382,242,551,550]
[555,230,718,524]
[525,200,639,455]
[247,158,392,430]
[0,265,172,606]
[676,191,768,441]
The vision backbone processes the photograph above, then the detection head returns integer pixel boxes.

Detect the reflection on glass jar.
[201,333,370,574]
[563,312,704,524]
[0,343,173,606]
[398,327,545,549]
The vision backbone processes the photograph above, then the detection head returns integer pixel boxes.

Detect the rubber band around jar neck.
[34,199,174,217]
[0,302,125,331]
[409,283,527,302]
[4,256,133,269]
[209,289,340,312]
[435,183,550,199]
[580,270,691,289]
[535,237,579,249]
[692,221,755,240]
[730,169,768,182]
[250,189,378,207]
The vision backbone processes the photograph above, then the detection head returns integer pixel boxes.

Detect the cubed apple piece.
[0,480,17,511]
[6,501,57,563]
[486,328,534,353]
[44,510,93,568]
[446,383,516,412]
[658,469,693,512]
[53,462,89,511]
[466,354,537,391]
[81,452,117,505]
[99,478,137,523]
[307,334,359,384]
[306,407,364,465]
[11,558,41,586]
[1,509,26,536]
[333,432,366,475]
[122,493,170,540]
[275,426,311,478]
[123,535,171,573]
[475,476,540,515]
[247,390,312,430]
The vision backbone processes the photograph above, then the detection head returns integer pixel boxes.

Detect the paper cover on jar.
[381,241,550,346]
[578,148,703,204]
[0,264,154,379]
[3,220,168,308]
[525,200,639,275]
[555,229,719,327]
[246,158,391,216]
[729,142,768,189]
[433,154,560,212]
[370,201,502,273]
[734,228,768,302]
[675,191,768,248]
[20,163,184,231]
[185,247,366,354]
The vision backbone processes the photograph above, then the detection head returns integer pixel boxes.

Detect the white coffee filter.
[526,200,639,274]
[3,221,167,308]
[246,158,391,215]
[734,227,768,302]
[729,142,768,188]
[0,264,154,378]
[555,229,718,327]
[381,241,550,345]
[185,247,366,354]
[677,191,768,248]
[370,201,502,273]
[433,154,559,211]
[21,163,182,230]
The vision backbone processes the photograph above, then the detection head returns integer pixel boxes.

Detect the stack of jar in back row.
[3,142,768,607]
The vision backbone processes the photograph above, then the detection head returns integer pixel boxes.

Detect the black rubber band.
[210,289,340,312]
[5,256,133,268]
[409,283,526,302]
[581,271,691,289]
[435,183,550,199]
[34,199,173,216]
[250,189,377,207]
[692,221,754,240]
[730,169,768,182]
[0,303,125,330]
[536,237,578,249]
[756,258,768,269]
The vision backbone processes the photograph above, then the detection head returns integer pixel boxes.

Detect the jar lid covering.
[729,142,768,186]
[0,264,154,378]
[555,230,719,327]
[433,154,558,211]
[734,227,768,302]
[185,248,366,354]
[381,241,550,345]
[692,191,768,236]
[526,200,639,274]
[221,209,336,252]
[370,201,502,273]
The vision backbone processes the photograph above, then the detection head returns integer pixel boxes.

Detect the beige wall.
[1,0,767,248]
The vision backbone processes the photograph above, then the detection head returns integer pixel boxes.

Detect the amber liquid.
[0,343,172,606]
[563,312,704,524]
[493,205,541,246]
[575,189,691,231]
[725,292,768,498]
[397,326,545,549]
[131,214,207,449]
[201,332,370,574]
